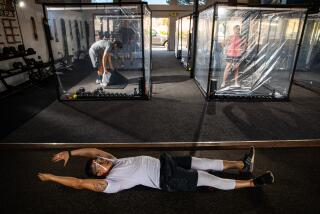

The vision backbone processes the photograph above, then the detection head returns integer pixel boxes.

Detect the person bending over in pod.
[89,32,111,84]
[38,147,274,193]
[100,40,123,87]
[221,25,246,88]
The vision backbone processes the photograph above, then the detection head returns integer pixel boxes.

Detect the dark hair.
[103,31,110,39]
[85,159,96,178]
[85,158,108,179]
[113,40,123,49]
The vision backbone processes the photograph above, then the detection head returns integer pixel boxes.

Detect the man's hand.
[52,151,70,167]
[38,173,53,182]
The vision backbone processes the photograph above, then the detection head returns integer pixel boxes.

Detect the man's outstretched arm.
[52,148,116,166]
[38,173,107,192]
[70,148,116,159]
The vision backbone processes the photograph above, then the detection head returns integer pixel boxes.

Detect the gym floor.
[0,47,319,213]
[0,148,319,214]
[0,47,319,143]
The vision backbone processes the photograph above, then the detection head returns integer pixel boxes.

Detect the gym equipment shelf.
[0,52,36,61]
[0,51,37,92]
[0,67,28,78]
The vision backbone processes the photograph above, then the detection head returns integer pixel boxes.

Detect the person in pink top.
[221,25,244,88]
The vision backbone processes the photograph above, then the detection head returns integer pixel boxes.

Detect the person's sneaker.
[242,146,255,174]
[253,171,274,187]
[102,72,111,84]
[96,79,102,84]
[101,72,112,88]
[106,72,112,81]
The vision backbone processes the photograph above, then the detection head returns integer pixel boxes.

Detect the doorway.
[152,17,169,48]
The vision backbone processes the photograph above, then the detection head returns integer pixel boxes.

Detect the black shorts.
[159,152,198,192]
[225,56,241,63]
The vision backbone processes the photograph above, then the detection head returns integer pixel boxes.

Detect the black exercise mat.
[104,70,129,89]
[113,58,143,71]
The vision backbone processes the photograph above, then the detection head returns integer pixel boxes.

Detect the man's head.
[233,25,240,35]
[85,157,114,178]
[103,31,110,40]
[112,40,123,50]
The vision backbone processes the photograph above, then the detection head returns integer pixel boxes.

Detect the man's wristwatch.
[68,151,72,157]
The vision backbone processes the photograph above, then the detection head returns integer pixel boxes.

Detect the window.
[146,0,169,5]
[177,0,207,5]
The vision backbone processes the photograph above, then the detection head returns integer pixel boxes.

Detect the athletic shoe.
[253,171,274,187]
[96,79,102,84]
[242,146,255,174]
[102,72,112,85]
[106,72,112,81]
[101,72,112,87]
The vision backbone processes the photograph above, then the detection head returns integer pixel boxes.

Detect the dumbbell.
[35,56,44,66]
[18,44,25,54]
[94,89,103,97]
[78,93,84,99]
[25,58,36,66]
[2,47,10,57]
[76,87,86,95]
[13,62,23,69]
[27,48,36,55]
[9,46,18,55]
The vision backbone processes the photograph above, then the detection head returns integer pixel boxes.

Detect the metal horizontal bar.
[0,139,319,150]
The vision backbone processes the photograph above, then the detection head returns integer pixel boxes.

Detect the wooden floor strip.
[0,139,319,150]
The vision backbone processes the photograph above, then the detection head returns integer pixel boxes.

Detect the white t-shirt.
[103,156,160,193]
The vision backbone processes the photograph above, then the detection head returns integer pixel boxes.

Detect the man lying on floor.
[38,147,274,193]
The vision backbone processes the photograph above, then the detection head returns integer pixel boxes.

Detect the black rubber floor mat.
[104,70,129,89]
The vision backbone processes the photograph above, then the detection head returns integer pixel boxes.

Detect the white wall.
[16,1,48,61]
[0,1,44,92]
[47,10,92,60]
